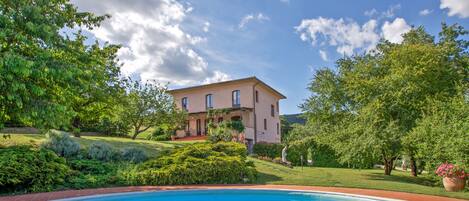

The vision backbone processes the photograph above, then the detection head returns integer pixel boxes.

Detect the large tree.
[0,0,121,130]
[122,79,185,140]
[301,24,468,175]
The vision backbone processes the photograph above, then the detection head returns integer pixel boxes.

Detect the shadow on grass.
[366,172,436,187]
[254,171,283,184]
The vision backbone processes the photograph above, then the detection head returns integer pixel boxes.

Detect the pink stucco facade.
[168,77,286,146]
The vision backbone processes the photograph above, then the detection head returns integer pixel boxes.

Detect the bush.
[88,142,117,161]
[311,144,344,168]
[286,142,309,166]
[41,129,80,158]
[0,146,71,193]
[153,133,172,141]
[66,159,122,189]
[121,142,256,185]
[121,147,148,163]
[207,121,245,143]
[68,159,115,175]
[253,142,283,158]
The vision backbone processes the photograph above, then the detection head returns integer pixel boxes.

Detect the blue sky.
[72,0,469,114]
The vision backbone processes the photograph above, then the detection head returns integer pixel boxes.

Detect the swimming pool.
[55,189,400,201]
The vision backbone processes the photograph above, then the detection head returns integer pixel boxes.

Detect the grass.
[0,133,193,156]
[252,158,469,200]
[1,133,467,199]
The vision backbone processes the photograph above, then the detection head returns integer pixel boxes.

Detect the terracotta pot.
[443,176,466,192]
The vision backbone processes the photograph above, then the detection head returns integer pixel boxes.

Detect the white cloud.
[318,50,328,61]
[381,18,411,43]
[239,13,270,29]
[364,4,401,19]
[440,0,469,18]
[419,9,433,16]
[364,8,378,17]
[203,71,231,84]
[280,0,290,4]
[203,21,210,32]
[71,0,226,86]
[295,17,380,56]
[382,4,401,18]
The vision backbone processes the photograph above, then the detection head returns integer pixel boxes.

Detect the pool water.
[59,189,392,201]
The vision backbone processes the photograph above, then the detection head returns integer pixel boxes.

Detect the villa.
[168,77,286,148]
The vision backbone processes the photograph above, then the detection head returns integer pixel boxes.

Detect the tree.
[68,41,124,137]
[301,24,468,175]
[0,0,121,130]
[122,79,184,140]
[406,96,469,170]
[280,116,292,143]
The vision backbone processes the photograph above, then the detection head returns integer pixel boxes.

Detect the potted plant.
[435,162,468,192]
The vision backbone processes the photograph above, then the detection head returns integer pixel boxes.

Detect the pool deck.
[0,185,465,201]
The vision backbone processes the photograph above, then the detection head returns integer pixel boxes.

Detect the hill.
[281,113,306,125]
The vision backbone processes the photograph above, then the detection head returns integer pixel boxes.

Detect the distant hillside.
[281,113,306,125]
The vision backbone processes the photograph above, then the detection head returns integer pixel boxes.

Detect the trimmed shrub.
[153,133,171,141]
[66,159,122,189]
[147,127,173,141]
[121,147,148,163]
[121,142,256,185]
[41,129,80,157]
[0,146,71,193]
[68,159,115,175]
[253,142,283,158]
[286,142,309,166]
[88,142,117,161]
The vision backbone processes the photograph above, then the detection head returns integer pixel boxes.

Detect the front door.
[196,119,201,136]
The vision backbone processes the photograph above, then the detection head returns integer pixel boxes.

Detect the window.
[264,118,267,130]
[277,123,279,135]
[276,101,279,112]
[232,90,240,107]
[255,90,259,103]
[205,94,213,109]
[271,105,275,117]
[181,97,188,111]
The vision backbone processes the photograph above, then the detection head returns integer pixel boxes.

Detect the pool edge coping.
[52,188,402,201]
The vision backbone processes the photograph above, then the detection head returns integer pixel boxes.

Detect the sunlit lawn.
[0,133,194,157]
[2,134,467,199]
[252,158,469,200]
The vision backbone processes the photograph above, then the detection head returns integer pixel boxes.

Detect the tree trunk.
[131,126,139,140]
[384,158,394,175]
[410,156,418,177]
[72,117,81,137]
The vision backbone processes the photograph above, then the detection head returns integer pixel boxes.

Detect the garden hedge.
[253,142,283,158]
[0,146,71,193]
[121,142,256,185]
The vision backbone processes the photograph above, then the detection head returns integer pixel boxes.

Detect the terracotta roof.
[168,76,286,99]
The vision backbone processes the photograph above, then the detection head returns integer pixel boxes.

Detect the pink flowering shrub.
[435,163,468,179]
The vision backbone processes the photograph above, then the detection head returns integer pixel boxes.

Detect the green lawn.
[1,134,467,199]
[0,133,193,156]
[252,158,469,200]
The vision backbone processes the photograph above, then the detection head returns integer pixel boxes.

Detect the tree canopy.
[301,24,468,175]
[122,79,186,140]
[0,0,121,130]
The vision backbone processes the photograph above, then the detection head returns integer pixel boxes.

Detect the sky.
[71,0,469,115]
